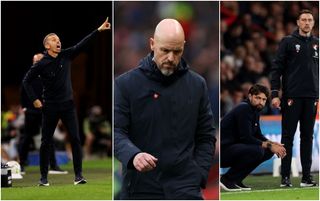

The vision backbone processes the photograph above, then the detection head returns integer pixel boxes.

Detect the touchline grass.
[221,174,319,200]
[1,158,112,200]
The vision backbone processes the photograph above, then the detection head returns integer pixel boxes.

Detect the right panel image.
[220,1,319,200]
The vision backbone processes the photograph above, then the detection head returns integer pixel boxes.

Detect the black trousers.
[281,98,318,178]
[221,143,274,182]
[120,159,203,200]
[40,100,82,178]
[18,110,58,168]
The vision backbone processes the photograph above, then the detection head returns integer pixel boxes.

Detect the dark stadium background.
[1,1,112,141]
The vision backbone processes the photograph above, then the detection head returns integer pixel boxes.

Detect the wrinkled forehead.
[298,13,314,21]
[47,34,60,41]
[156,37,185,48]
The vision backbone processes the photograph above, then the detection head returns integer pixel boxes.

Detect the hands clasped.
[270,141,286,159]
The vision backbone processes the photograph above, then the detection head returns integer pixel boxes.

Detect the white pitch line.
[222,187,319,195]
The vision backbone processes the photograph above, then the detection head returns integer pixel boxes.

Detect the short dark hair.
[248,84,269,98]
[43,33,57,48]
[297,9,314,20]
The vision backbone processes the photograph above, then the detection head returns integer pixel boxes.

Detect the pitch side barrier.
[221,115,319,176]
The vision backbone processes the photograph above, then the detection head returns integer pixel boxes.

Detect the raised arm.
[65,17,112,58]
[98,17,111,32]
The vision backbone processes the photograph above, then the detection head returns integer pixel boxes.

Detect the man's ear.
[44,42,50,50]
[150,38,154,51]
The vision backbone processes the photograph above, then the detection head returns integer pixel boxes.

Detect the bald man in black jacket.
[115,19,216,199]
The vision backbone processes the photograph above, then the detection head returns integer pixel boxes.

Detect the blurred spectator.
[1,105,25,163]
[221,1,319,116]
[83,105,111,159]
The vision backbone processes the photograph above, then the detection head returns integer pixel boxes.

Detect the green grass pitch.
[221,174,319,200]
[1,158,112,200]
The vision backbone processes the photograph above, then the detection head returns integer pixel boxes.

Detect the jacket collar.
[139,52,189,85]
[292,29,313,41]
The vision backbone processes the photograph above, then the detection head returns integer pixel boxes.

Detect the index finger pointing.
[106,17,109,23]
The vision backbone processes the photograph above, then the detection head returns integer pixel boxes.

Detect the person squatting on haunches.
[220,84,286,191]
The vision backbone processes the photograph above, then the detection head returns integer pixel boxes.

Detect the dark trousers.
[221,144,274,182]
[18,110,58,168]
[281,98,318,178]
[40,100,82,178]
[121,159,203,200]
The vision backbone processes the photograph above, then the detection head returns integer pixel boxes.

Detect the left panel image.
[1,1,112,200]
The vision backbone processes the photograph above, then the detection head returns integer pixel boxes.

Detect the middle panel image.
[113,1,219,200]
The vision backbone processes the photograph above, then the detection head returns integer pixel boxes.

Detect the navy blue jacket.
[115,52,216,189]
[221,100,268,148]
[23,30,98,103]
[271,30,319,99]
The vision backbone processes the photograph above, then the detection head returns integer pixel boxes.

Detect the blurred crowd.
[115,1,220,126]
[1,105,111,164]
[221,1,319,117]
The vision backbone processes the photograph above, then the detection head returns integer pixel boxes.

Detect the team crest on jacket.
[153,93,159,99]
[295,44,300,53]
[287,99,293,106]
[313,44,318,58]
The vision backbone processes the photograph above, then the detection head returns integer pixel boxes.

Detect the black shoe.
[38,178,49,187]
[49,166,68,174]
[300,175,317,187]
[220,176,241,191]
[280,177,292,187]
[74,176,87,185]
[235,181,251,191]
[21,165,26,175]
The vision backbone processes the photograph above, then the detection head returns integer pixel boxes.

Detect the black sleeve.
[194,80,216,189]
[114,79,141,169]
[270,38,288,98]
[22,64,42,103]
[64,29,99,59]
[236,106,263,145]
[255,118,268,142]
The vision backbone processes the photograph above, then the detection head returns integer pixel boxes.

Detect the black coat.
[221,100,268,148]
[20,75,43,114]
[271,30,319,99]
[115,52,216,192]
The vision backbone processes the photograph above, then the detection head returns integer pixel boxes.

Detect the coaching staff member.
[23,18,111,186]
[19,53,67,175]
[220,84,286,191]
[270,9,319,187]
[115,19,216,199]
